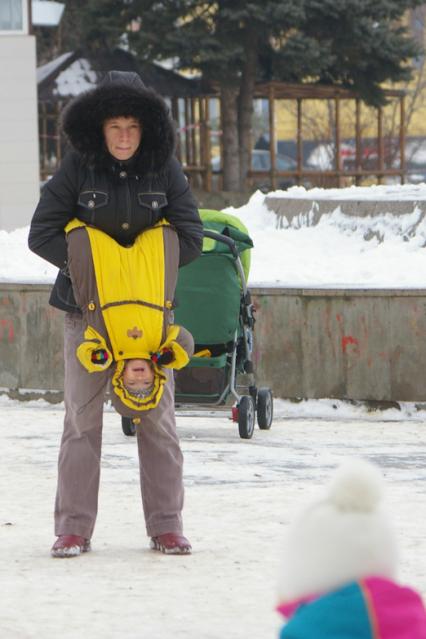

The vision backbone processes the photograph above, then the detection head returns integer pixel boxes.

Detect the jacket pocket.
[78,190,109,210]
[137,192,168,211]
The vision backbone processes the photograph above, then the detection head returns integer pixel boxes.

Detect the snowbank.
[2,184,426,288]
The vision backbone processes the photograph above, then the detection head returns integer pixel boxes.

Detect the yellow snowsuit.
[65,219,193,413]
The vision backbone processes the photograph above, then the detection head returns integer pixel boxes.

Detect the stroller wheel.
[122,417,137,437]
[238,396,255,439]
[257,388,273,429]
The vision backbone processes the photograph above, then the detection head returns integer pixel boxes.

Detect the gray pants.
[54,313,184,540]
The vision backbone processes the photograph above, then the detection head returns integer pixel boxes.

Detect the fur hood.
[61,71,176,172]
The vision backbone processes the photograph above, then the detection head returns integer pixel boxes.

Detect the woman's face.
[103,116,142,161]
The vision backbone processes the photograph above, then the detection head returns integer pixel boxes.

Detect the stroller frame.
[200,229,256,407]
[172,227,273,439]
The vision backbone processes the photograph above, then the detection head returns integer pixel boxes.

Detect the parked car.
[212,150,297,191]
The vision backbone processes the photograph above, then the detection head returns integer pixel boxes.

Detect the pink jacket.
[277,577,426,638]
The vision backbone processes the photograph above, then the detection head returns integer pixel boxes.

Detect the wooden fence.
[38,83,408,190]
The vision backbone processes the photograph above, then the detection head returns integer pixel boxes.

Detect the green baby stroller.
[121,208,273,439]
[175,208,273,439]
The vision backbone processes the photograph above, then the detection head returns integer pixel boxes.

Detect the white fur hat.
[277,459,398,602]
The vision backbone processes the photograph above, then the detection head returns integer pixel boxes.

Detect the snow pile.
[2,183,426,288]
[0,227,57,283]
[267,182,426,200]
[225,190,426,288]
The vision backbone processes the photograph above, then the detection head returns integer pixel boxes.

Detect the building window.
[0,0,28,34]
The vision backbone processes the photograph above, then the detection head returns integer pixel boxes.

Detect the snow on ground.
[2,183,426,289]
[1,397,425,639]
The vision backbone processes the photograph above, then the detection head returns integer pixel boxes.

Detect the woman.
[28,70,203,558]
[64,218,195,414]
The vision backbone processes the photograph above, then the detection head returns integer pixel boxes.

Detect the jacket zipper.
[125,178,131,227]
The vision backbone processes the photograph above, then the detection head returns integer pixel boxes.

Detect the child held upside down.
[122,358,155,396]
[65,217,194,419]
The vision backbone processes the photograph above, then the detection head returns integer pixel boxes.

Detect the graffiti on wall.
[0,319,14,343]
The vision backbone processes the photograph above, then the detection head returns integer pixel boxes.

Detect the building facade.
[0,0,39,231]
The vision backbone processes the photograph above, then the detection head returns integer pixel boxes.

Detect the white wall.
[0,35,40,231]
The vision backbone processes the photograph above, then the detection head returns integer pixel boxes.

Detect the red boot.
[150,533,192,555]
[51,535,91,558]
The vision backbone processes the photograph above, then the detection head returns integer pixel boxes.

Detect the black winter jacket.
[28,71,203,312]
[29,152,203,312]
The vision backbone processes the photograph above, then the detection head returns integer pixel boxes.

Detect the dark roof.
[37,48,202,101]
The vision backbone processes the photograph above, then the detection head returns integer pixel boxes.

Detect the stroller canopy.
[199,209,253,281]
[174,209,253,346]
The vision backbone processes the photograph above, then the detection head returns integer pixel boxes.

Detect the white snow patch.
[4,183,426,288]
[54,58,97,97]
[1,393,426,423]
[0,401,425,638]
[267,182,426,200]
[37,51,74,84]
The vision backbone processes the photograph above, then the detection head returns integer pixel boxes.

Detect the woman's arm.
[28,152,80,269]
[163,156,203,267]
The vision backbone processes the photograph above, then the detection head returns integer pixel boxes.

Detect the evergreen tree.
[128,0,306,188]
[36,0,424,190]
[58,0,129,57]
[35,0,130,64]
[269,0,423,105]
[127,0,423,190]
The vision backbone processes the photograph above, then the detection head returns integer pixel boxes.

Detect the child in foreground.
[276,459,426,638]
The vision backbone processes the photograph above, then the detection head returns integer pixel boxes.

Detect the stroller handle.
[203,229,239,258]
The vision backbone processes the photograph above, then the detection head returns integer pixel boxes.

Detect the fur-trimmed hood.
[61,70,176,172]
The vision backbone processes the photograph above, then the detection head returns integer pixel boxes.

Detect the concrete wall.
[264,196,426,228]
[0,35,40,231]
[252,287,426,401]
[0,284,63,392]
[2,283,426,402]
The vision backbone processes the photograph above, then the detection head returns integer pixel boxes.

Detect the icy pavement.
[1,401,425,639]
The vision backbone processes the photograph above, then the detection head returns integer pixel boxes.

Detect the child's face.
[123,359,154,391]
